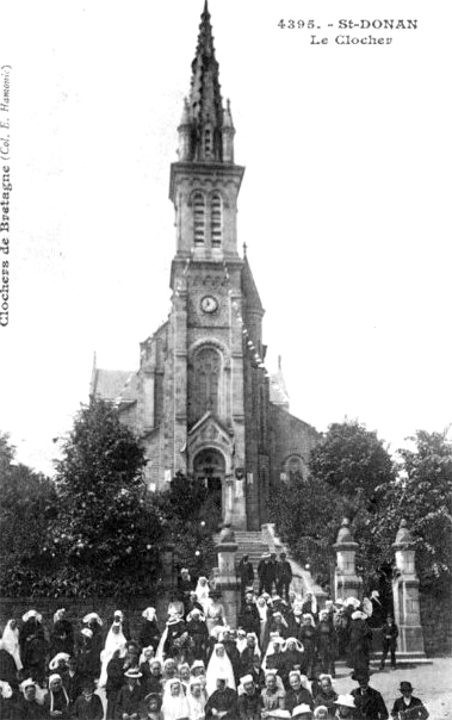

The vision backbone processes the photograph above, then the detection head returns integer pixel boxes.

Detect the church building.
[90,2,318,531]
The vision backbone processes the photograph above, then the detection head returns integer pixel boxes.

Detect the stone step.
[234,530,262,538]
[336,657,433,670]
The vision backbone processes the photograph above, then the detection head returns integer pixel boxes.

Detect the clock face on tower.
[200,295,219,314]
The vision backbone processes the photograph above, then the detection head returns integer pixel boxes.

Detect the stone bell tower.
[92,1,319,532]
[165,0,270,530]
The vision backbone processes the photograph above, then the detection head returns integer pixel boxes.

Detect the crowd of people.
[0,562,429,720]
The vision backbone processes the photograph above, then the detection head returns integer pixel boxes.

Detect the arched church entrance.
[193,448,225,531]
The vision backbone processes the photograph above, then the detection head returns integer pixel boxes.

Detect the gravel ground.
[96,657,452,719]
[331,658,452,720]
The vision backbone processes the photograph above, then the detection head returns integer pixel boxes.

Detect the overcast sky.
[1,0,451,475]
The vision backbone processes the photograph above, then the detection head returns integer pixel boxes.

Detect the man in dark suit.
[391,682,429,720]
[351,670,388,720]
[238,555,254,599]
[276,552,293,599]
[380,616,399,670]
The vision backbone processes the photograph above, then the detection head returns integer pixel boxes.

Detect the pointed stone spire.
[270,355,290,410]
[89,351,98,399]
[187,0,224,161]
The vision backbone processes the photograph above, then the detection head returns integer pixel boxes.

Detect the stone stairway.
[234,530,271,593]
[214,524,326,604]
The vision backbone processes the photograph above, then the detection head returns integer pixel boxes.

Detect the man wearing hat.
[238,674,261,720]
[238,555,255,600]
[380,617,399,671]
[391,682,429,720]
[115,668,144,720]
[259,554,276,596]
[351,670,388,720]
[276,553,293,600]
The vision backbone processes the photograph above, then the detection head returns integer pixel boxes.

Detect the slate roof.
[241,255,263,312]
[91,369,137,403]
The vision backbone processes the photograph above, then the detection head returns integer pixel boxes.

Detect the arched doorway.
[193,448,225,531]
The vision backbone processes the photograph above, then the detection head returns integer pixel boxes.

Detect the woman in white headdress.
[139,607,161,652]
[194,577,211,614]
[204,591,227,636]
[348,611,372,675]
[262,633,285,671]
[187,677,207,720]
[1,619,22,671]
[44,673,71,718]
[281,637,306,683]
[161,677,190,720]
[205,643,236,696]
[98,618,127,688]
[256,596,271,652]
[235,628,247,655]
[301,593,317,619]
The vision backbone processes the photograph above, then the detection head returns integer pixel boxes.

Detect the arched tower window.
[193,192,206,244]
[282,455,307,483]
[189,346,222,423]
[211,193,223,247]
[204,127,212,159]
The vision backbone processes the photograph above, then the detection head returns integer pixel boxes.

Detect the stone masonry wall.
[419,589,452,656]
[268,403,320,487]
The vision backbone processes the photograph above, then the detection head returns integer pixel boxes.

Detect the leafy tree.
[309,420,395,503]
[382,429,451,592]
[270,421,452,599]
[155,472,217,579]
[53,399,164,596]
[269,476,344,587]
[0,431,14,469]
[269,420,395,589]
[0,433,58,595]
